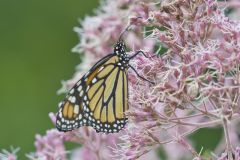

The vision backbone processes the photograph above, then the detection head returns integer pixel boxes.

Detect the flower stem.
[222,118,233,160]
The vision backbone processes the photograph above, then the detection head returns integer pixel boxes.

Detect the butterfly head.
[114,40,126,55]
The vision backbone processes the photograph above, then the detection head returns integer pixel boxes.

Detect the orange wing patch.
[86,67,100,85]
[86,56,119,85]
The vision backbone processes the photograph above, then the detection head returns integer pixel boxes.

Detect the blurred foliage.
[189,127,223,158]
[0,0,98,158]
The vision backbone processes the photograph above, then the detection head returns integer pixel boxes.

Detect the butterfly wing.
[56,54,129,133]
[56,54,115,132]
[83,57,129,133]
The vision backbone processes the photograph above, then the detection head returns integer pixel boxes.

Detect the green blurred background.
[0,0,223,159]
[0,0,98,158]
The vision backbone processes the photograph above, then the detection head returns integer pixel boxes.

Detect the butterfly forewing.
[81,55,128,133]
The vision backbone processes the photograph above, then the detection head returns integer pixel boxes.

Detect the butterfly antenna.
[118,24,131,41]
[118,16,143,41]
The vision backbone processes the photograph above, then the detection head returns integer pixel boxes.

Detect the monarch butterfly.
[56,26,154,133]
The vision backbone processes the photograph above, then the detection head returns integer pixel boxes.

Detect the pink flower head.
[0,147,19,160]
[30,0,240,160]
[32,129,67,160]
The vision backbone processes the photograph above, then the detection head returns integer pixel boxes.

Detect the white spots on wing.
[70,89,74,94]
[79,90,83,97]
[83,104,86,110]
[59,112,63,118]
[77,85,82,92]
[89,116,92,121]
[77,81,81,85]
[86,86,90,91]
[69,96,76,103]
[99,66,104,72]
[57,120,61,125]
[74,105,79,114]
[79,114,82,119]
[92,78,97,84]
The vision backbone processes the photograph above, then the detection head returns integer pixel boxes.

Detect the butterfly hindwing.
[56,82,86,132]
[56,54,114,131]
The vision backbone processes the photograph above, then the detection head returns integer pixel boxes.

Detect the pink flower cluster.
[41,0,240,159]
[2,0,240,160]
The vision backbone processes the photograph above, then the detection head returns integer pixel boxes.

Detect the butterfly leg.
[129,50,156,60]
[129,65,155,84]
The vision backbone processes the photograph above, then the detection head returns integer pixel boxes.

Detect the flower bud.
[186,81,199,99]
